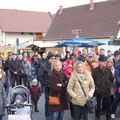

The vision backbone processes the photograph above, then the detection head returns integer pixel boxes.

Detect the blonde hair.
[107,58,114,65]
[51,60,62,71]
[71,61,90,79]
[93,55,99,62]
[0,65,5,83]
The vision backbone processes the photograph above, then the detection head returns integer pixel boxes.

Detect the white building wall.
[0,29,4,46]
[4,32,36,46]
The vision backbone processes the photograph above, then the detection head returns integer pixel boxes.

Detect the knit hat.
[47,53,55,60]
[99,55,107,62]
[32,78,38,83]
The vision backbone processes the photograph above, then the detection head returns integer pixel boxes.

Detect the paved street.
[3,93,120,120]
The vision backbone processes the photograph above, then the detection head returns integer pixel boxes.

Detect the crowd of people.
[0,48,120,120]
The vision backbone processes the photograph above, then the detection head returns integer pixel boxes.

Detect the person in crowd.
[92,55,114,120]
[111,57,120,120]
[32,51,38,62]
[18,54,23,62]
[113,50,120,68]
[61,58,67,68]
[63,61,72,79]
[0,65,9,96]
[72,49,78,57]
[38,54,55,120]
[30,78,41,112]
[106,59,116,105]
[55,54,61,61]
[0,78,7,120]
[72,59,78,70]
[99,48,105,56]
[21,57,31,88]
[5,53,12,85]
[67,61,95,120]
[84,53,94,74]
[107,50,113,59]
[54,51,59,55]
[60,54,65,60]
[9,53,21,88]
[65,52,72,65]
[92,55,99,68]
[40,53,47,64]
[49,60,68,120]
[18,54,23,85]
[24,52,32,65]
[2,56,7,73]
[77,48,88,62]
[34,54,42,77]
[71,53,77,61]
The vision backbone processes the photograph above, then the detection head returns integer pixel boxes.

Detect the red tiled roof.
[0,9,52,33]
[44,0,120,40]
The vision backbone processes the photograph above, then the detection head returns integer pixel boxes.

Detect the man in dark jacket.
[111,59,120,119]
[77,48,87,62]
[38,53,55,120]
[92,55,114,120]
[9,53,21,88]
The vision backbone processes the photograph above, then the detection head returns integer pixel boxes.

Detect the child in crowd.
[29,78,41,112]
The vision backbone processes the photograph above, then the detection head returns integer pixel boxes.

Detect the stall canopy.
[18,41,57,49]
[55,37,105,48]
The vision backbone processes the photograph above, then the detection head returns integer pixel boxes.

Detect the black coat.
[92,66,114,98]
[9,59,21,75]
[38,61,51,87]
[77,54,86,62]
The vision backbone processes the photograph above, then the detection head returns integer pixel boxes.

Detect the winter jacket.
[67,73,95,106]
[84,61,93,74]
[66,59,72,65]
[38,61,51,87]
[115,60,120,87]
[27,57,32,65]
[92,66,114,98]
[49,70,69,112]
[0,81,7,115]
[77,54,86,62]
[63,65,72,78]
[29,85,41,100]
[9,59,21,75]
[21,60,31,76]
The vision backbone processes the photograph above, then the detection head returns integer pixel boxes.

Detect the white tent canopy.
[18,41,57,49]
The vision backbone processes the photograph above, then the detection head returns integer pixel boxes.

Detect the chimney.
[59,6,63,14]
[89,0,94,10]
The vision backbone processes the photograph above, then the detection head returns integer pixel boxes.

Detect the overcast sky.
[0,0,108,14]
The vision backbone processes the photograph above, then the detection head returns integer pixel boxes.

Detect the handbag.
[78,79,97,109]
[49,95,60,105]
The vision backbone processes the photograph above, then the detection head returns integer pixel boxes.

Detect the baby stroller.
[6,85,33,120]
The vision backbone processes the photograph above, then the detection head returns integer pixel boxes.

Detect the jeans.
[44,87,51,117]
[111,91,120,114]
[0,115,2,120]
[95,96,111,119]
[73,104,88,120]
[51,111,64,120]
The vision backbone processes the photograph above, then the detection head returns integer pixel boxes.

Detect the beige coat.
[67,73,95,106]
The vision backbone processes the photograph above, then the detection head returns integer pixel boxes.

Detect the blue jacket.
[115,60,120,86]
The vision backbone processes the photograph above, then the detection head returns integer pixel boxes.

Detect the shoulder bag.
[78,79,97,109]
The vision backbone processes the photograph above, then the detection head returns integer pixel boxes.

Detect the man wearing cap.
[92,55,114,120]
[38,53,55,120]
[84,52,94,74]
[113,50,120,68]
[107,50,113,59]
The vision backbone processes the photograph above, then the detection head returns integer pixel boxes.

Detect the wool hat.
[99,55,107,62]
[47,53,55,60]
[108,50,111,52]
[60,58,67,62]
[32,78,38,83]
[55,54,60,58]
